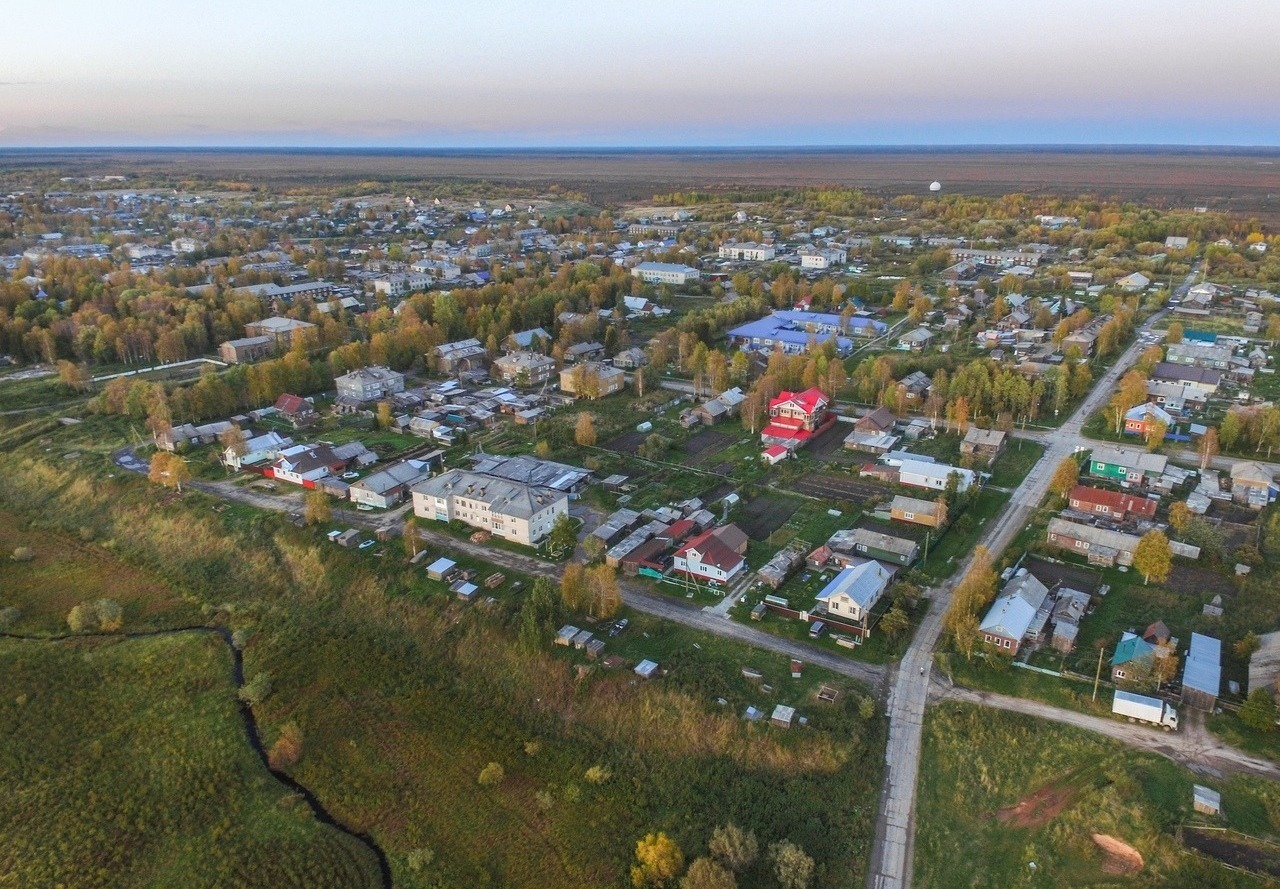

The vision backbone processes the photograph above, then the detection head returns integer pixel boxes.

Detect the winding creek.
[1,626,393,889]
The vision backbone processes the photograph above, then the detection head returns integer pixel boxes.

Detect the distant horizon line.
[3,143,1280,155]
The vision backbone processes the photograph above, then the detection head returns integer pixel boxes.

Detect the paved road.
[113,446,886,690]
[937,683,1280,782]
[864,298,1182,889]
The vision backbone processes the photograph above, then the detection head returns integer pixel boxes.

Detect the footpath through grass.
[0,633,381,889]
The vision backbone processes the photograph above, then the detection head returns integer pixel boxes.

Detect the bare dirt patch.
[1167,563,1236,600]
[1091,834,1145,875]
[1025,556,1102,595]
[738,496,801,541]
[1183,828,1280,878]
[683,429,735,465]
[604,430,646,455]
[993,780,1079,830]
[793,473,887,505]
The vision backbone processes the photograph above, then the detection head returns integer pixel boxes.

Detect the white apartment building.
[718,242,776,261]
[374,272,431,298]
[631,262,700,285]
[411,469,567,546]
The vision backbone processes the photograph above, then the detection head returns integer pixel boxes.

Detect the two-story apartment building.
[630,262,700,285]
[760,387,836,450]
[718,242,776,262]
[492,351,557,387]
[411,468,567,546]
[335,366,406,403]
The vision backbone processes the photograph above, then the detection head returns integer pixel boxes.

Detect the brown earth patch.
[1183,828,1280,878]
[1091,834,1145,875]
[993,780,1078,830]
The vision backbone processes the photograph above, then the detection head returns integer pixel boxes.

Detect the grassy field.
[0,417,888,889]
[915,702,1280,889]
[987,439,1047,489]
[0,633,382,889]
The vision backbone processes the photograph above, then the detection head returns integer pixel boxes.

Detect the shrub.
[238,671,273,707]
[478,762,505,786]
[0,606,21,630]
[708,823,757,872]
[632,832,684,888]
[93,599,124,632]
[66,603,95,633]
[523,739,542,756]
[406,847,435,873]
[11,546,34,562]
[584,765,611,785]
[681,857,736,889]
[769,840,814,889]
[268,722,304,770]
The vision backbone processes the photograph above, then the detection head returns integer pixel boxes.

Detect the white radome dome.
[929,181,942,192]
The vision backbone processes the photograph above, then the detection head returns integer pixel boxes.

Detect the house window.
[1115,670,1125,679]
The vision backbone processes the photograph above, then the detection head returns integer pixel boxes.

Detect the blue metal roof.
[1184,632,1222,696]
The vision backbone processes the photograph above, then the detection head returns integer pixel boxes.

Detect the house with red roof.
[672,525,748,584]
[760,387,835,451]
[1067,485,1157,522]
[273,393,318,428]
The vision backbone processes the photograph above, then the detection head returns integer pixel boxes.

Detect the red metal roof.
[1067,485,1157,518]
[769,387,828,415]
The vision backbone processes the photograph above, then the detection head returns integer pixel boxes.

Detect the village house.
[612,347,648,370]
[1166,341,1233,370]
[898,459,975,494]
[1231,461,1276,508]
[1046,517,1140,567]
[979,571,1051,655]
[492,351,557,387]
[505,327,552,353]
[897,327,935,352]
[896,371,932,404]
[672,524,749,584]
[154,420,234,452]
[815,561,892,638]
[222,430,293,470]
[727,310,885,355]
[269,444,347,487]
[564,341,605,363]
[843,406,901,453]
[835,527,919,567]
[411,468,567,546]
[960,427,1007,464]
[889,495,946,528]
[1111,631,1158,684]
[686,387,746,426]
[1123,402,1174,437]
[348,459,434,509]
[273,393,319,428]
[1089,445,1167,487]
[1066,485,1157,522]
[760,387,836,451]
[1151,362,1222,394]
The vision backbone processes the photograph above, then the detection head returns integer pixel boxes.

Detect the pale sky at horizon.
[2,1,1278,147]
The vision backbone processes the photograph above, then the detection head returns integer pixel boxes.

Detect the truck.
[1112,690,1178,731]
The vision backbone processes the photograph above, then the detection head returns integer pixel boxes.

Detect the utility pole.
[1092,645,1105,701]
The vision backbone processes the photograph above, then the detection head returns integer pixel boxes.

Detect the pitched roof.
[1067,485,1158,519]
[1184,632,1222,696]
[1112,631,1155,666]
[273,393,312,415]
[676,527,743,571]
[770,387,828,415]
[816,561,891,610]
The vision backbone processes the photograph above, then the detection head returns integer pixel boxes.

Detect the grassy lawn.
[915,702,1280,889]
[0,633,382,889]
[939,652,1116,717]
[1207,711,1280,764]
[987,439,1047,489]
[916,488,1009,581]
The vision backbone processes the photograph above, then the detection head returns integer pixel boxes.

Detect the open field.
[915,702,1280,889]
[6,148,1280,218]
[0,633,382,889]
[0,428,888,888]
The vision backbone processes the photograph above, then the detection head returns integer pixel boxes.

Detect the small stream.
[2,626,393,889]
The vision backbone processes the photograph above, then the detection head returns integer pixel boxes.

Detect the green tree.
[769,840,814,889]
[66,603,95,633]
[1165,321,1183,344]
[518,577,566,651]
[1239,688,1277,732]
[1234,632,1261,660]
[681,858,736,889]
[549,513,578,555]
[632,832,684,888]
[879,605,909,639]
[1133,530,1172,585]
[708,824,758,873]
[1144,419,1168,452]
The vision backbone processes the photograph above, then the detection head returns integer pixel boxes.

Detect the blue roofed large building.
[727,309,887,356]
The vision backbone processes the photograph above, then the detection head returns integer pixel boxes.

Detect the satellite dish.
[929,181,942,192]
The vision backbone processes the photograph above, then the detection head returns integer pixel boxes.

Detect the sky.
[2,0,1278,148]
